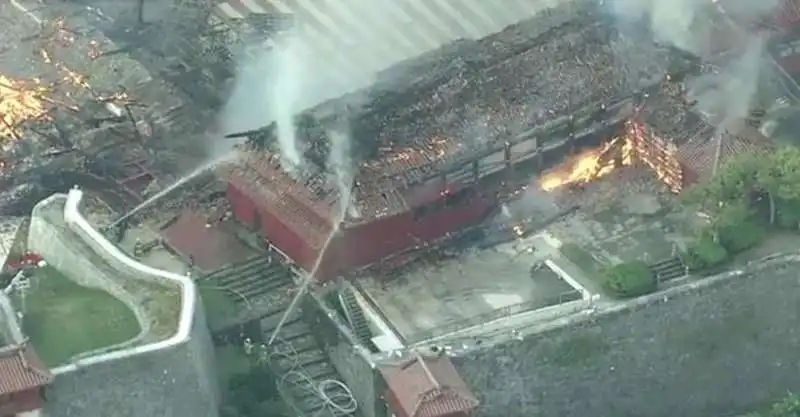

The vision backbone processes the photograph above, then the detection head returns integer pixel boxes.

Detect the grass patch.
[16,267,141,366]
[560,243,606,275]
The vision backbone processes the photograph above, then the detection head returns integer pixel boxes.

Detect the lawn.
[16,267,141,366]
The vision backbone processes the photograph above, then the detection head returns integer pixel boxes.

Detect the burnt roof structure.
[637,79,774,183]
[639,82,706,143]
[223,2,681,239]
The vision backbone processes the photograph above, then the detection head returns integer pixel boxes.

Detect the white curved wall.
[28,190,219,417]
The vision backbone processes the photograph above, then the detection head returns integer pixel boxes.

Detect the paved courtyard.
[358,241,579,343]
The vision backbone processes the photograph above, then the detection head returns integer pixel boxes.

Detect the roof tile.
[380,355,478,417]
[0,344,54,395]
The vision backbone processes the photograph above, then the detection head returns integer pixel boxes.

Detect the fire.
[539,137,634,191]
[0,75,50,140]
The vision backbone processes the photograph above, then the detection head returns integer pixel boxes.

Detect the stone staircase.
[649,256,687,283]
[338,286,373,347]
[203,256,294,301]
[199,256,296,329]
[202,256,356,416]
[262,307,357,417]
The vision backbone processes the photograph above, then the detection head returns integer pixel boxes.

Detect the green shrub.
[777,200,800,230]
[684,236,728,270]
[717,220,765,253]
[602,261,657,298]
[764,392,800,417]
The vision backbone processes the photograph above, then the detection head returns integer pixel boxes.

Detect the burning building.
[219,6,686,280]
[217,0,773,281]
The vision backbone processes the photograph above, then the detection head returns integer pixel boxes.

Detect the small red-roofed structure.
[0,343,54,417]
[379,354,479,417]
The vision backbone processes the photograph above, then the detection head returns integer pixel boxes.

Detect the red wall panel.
[227,180,495,279]
[256,205,317,272]
[227,182,256,228]
[339,192,495,269]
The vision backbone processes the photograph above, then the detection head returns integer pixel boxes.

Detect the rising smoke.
[327,130,359,218]
[605,0,784,136]
[271,37,305,174]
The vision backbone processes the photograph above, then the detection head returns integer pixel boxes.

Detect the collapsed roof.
[242,4,674,169]
[224,1,685,239]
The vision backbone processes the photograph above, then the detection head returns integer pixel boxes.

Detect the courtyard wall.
[301,292,383,417]
[28,191,219,417]
[452,257,800,417]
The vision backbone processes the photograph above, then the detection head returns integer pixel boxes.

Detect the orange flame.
[0,75,50,140]
[539,137,634,191]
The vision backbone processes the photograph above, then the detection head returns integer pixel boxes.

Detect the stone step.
[213,261,274,285]
[231,278,292,300]
[650,256,682,270]
[340,289,373,346]
[203,256,268,280]
[216,262,290,286]
[260,310,302,332]
[271,350,328,373]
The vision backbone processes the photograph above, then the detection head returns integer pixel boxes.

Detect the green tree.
[756,146,800,225]
[763,392,800,417]
[602,261,656,298]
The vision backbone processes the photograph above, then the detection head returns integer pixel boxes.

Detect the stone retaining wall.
[27,192,218,417]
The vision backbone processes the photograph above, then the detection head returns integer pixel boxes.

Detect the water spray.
[108,154,233,229]
[268,131,354,346]
[267,210,346,346]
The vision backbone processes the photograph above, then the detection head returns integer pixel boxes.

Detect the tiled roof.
[678,126,773,182]
[380,355,479,417]
[0,344,54,395]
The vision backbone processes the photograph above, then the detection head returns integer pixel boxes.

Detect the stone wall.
[28,195,147,327]
[453,260,800,417]
[302,293,382,417]
[45,301,218,417]
[27,193,218,417]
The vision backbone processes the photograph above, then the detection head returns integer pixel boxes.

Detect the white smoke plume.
[605,0,785,136]
[271,37,305,174]
[327,130,359,218]
[606,0,780,54]
[688,37,768,134]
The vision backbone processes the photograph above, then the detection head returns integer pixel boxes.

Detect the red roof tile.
[160,211,254,272]
[380,355,479,417]
[0,344,53,395]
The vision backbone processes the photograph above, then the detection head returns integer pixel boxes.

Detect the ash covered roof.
[639,82,707,144]
[228,1,678,236]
